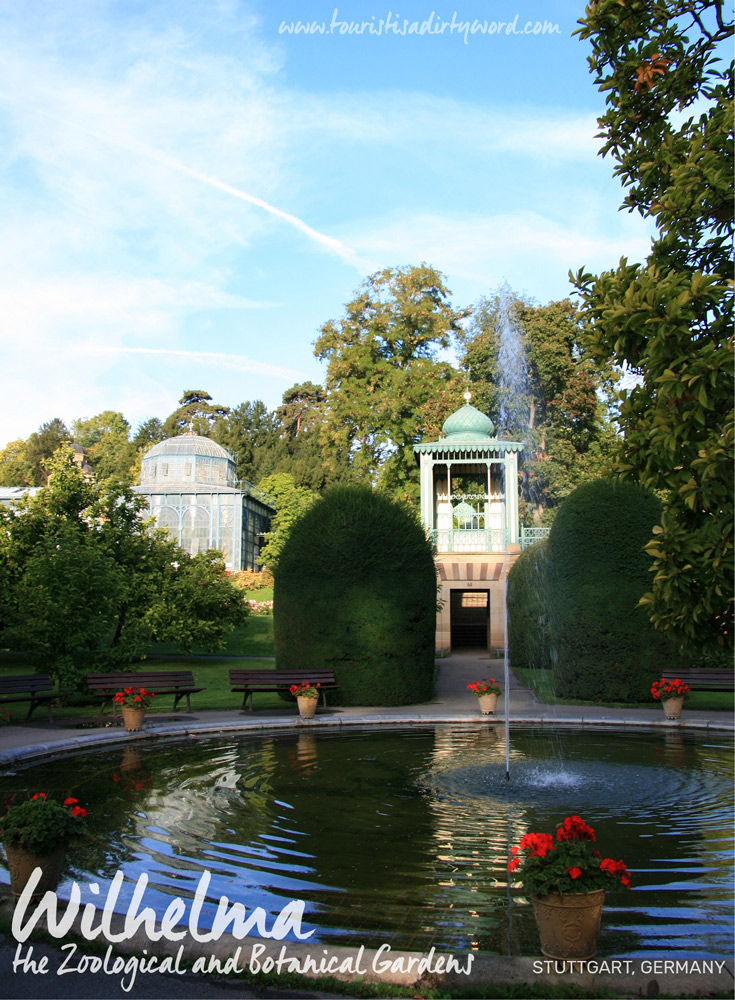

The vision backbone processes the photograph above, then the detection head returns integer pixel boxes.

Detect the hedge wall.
[273,486,437,706]
[546,478,683,702]
[507,538,550,670]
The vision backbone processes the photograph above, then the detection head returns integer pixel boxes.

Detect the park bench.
[0,674,57,722]
[230,668,339,711]
[86,671,204,719]
[663,668,734,691]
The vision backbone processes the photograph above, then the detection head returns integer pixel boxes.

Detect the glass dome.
[140,434,237,488]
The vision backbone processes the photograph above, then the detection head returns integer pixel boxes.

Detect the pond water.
[1,725,732,957]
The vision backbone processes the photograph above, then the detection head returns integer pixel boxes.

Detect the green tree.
[257,473,317,569]
[0,449,247,689]
[163,390,230,438]
[461,292,619,521]
[214,400,279,484]
[71,410,136,483]
[0,440,35,487]
[21,419,72,485]
[133,417,165,451]
[276,381,326,438]
[314,265,467,503]
[574,0,734,653]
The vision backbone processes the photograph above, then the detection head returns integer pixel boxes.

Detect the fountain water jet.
[494,283,533,782]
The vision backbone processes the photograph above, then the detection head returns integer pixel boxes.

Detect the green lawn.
[514,666,734,712]
[0,617,288,724]
[0,653,289,722]
[242,587,274,601]
[144,618,274,658]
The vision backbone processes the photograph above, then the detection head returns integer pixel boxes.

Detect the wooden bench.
[664,668,734,691]
[0,674,57,722]
[86,671,204,719]
[230,669,339,711]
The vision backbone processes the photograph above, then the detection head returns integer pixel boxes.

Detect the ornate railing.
[520,525,551,550]
[429,527,507,553]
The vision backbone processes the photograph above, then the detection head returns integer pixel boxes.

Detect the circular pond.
[0,725,732,957]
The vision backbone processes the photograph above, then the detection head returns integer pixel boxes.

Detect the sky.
[0,0,656,447]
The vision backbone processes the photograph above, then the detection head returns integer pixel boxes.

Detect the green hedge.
[546,479,683,702]
[507,539,550,670]
[273,486,437,706]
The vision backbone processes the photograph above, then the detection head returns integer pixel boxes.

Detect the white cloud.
[85,346,303,381]
[276,91,601,161]
[344,208,654,303]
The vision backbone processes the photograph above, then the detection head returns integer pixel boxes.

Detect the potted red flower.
[1,792,87,896]
[651,678,690,720]
[467,678,502,715]
[114,687,155,731]
[508,815,630,959]
[289,682,320,719]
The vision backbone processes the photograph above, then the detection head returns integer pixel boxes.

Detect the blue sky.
[0,0,654,446]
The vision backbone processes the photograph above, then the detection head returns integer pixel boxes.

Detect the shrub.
[274,486,437,706]
[507,539,550,670]
[546,478,684,702]
[229,568,274,592]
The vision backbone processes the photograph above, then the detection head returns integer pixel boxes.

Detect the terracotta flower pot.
[5,842,67,897]
[531,889,605,960]
[297,696,317,719]
[477,693,498,715]
[121,706,146,732]
[661,696,684,720]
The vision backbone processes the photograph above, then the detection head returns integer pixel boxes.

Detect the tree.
[22,419,72,485]
[0,449,247,689]
[0,440,35,487]
[314,265,467,503]
[71,410,136,483]
[276,381,326,438]
[574,0,734,653]
[133,417,165,451]
[214,400,279,484]
[461,291,619,521]
[256,473,317,569]
[163,390,230,438]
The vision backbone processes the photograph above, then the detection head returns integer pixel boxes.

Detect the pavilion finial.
[463,390,472,403]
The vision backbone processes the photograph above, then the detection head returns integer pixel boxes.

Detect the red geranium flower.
[557,815,596,842]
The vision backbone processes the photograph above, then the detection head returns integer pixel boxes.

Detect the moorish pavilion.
[414,394,527,652]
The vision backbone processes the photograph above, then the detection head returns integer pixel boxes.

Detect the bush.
[546,478,684,702]
[274,486,437,705]
[229,568,274,591]
[507,539,550,670]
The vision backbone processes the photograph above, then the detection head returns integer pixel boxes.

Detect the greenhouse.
[134,434,274,571]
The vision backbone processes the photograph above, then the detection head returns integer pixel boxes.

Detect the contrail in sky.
[39,110,373,272]
[88,346,304,380]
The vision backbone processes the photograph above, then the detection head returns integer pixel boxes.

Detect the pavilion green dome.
[441,403,495,441]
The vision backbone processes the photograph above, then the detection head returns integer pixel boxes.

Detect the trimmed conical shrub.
[274,486,437,705]
[546,478,683,702]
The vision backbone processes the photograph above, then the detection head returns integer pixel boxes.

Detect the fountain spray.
[503,544,510,780]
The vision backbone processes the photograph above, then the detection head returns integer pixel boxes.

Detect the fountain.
[0,725,731,957]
